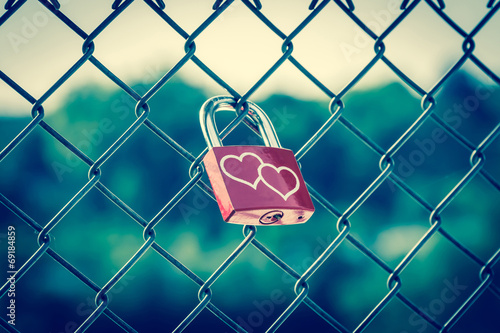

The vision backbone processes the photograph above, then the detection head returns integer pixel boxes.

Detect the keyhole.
[259,210,284,224]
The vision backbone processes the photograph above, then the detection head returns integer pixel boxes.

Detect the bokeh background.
[1,0,499,332]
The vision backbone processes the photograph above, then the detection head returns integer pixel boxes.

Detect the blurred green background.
[1,70,499,332]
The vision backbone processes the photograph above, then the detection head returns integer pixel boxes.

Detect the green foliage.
[1,72,499,332]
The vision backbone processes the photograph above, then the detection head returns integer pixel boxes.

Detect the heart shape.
[258,163,300,201]
[220,152,264,190]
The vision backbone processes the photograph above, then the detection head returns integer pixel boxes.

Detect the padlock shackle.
[200,96,281,150]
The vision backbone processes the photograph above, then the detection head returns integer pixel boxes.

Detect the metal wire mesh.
[1,0,499,332]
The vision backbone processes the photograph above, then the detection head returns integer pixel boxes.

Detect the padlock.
[200,96,315,225]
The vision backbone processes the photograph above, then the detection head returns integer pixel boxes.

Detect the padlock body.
[203,146,314,225]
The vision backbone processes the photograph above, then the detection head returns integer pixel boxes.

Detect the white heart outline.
[220,152,264,190]
[257,163,300,201]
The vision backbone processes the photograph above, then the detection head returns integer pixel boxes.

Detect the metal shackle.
[200,96,281,150]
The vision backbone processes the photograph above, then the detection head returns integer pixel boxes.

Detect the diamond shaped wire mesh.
[0,1,499,332]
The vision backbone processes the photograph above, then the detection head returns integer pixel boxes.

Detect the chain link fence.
[1,0,499,332]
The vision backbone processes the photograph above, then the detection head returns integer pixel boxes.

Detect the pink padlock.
[200,96,314,225]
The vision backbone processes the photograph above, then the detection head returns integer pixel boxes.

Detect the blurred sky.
[0,0,499,115]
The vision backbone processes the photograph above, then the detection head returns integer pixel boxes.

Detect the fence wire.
[0,0,499,332]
